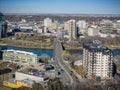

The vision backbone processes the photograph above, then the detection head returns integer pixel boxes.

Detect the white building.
[67,20,77,40]
[3,50,38,65]
[113,20,120,29]
[64,21,69,31]
[87,27,99,36]
[50,21,58,30]
[77,20,87,29]
[15,71,44,83]
[44,18,52,33]
[83,42,114,79]
[19,24,33,30]
[99,33,116,38]
[99,19,113,34]
[77,20,87,34]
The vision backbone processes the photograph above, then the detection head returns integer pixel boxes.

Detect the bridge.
[54,38,81,85]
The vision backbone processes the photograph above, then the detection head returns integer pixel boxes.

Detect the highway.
[54,38,79,85]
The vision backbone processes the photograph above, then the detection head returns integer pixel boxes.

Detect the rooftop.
[3,49,37,56]
[20,79,34,85]
[83,40,112,53]
[6,78,33,85]
[0,68,12,75]
[17,68,45,77]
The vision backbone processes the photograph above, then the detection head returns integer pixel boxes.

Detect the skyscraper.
[83,41,114,79]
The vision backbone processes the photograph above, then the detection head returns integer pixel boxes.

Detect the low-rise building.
[2,79,33,88]
[15,71,44,82]
[3,50,38,65]
[0,68,12,82]
[2,67,51,89]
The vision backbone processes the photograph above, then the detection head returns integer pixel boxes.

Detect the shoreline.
[0,43,120,51]
[0,44,53,50]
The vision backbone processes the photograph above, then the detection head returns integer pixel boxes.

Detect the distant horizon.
[2,12,120,15]
[2,12,120,17]
[0,0,120,14]
[2,12,120,16]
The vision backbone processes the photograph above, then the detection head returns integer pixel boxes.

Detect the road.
[54,38,79,85]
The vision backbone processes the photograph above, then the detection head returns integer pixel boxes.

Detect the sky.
[0,0,120,14]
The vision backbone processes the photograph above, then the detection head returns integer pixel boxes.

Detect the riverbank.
[65,44,120,50]
[0,44,53,50]
[0,46,54,58]
[0,39,53,50]
[0,39,120,50]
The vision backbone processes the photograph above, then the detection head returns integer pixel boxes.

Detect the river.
[0,46,53,58]
[0,46,120,59]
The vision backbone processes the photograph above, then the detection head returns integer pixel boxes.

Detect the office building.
[3,50,38,65]
[0,22,7,38]
[83,41,114,79]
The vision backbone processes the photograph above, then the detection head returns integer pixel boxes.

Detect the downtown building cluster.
[2,16,120,41]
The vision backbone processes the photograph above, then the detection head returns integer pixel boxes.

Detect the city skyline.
[0,0,120,14]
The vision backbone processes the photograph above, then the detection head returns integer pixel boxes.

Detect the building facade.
[44,18,52,33]
[0,21,7,38]
[87,27,99,36]
[67,20,77,40]
[83,41,114,79]
[15,72,44,82]
[76,20,87,34]
[3,50,38,65]
[0,68,12,82]
[99,19,113,34]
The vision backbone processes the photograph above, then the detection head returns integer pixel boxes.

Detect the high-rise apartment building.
[77,20,87,29]
[44,18,52,33]
[76,20,87,34]
[83,41,114,79]
[67,20,77,40]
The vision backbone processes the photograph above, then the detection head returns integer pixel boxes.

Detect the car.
[58,71,61,75]
[70,71,73,75]
[61,69,64,72]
